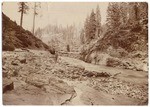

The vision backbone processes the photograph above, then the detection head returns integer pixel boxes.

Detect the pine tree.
[95,5,101,38]
[82,9,99,43]
[32,2,41,35]
[89,9,97,40]
[84,15,90,42]
[18,2,29,27]
[80,29,86,44]
[106,2,121,30]
[119,2,128,27]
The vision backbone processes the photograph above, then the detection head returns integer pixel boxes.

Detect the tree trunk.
[32,3,36,35]
[20,6,24,27]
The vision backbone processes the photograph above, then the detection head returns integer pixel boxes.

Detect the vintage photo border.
[0,0,149,106]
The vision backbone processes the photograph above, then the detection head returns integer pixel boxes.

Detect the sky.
[2,2,108,31]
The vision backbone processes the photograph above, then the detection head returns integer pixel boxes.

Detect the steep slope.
[80,19,148,71]
[2,13,50,51]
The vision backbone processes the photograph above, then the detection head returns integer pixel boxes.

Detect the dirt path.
[62,80,85,105]
[62,79,143,105]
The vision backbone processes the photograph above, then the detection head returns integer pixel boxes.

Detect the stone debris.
[88,78,148,102]
[2,49,148,105]
[52,62,111,81]
[3,50,76,105]
[11,60,19,66]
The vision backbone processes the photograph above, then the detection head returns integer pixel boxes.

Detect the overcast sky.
[2,2,108,31]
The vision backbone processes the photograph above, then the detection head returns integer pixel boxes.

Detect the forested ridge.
[80,2,148,71]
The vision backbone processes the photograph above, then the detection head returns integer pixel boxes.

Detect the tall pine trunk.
[20,6,24,27]
[32,3,36,35]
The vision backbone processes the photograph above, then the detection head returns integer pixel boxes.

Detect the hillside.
[2,13,50,51]
[79,2,148,72]
[80,19,148,71]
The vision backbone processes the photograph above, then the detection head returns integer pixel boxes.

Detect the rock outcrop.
[80,21,148,72]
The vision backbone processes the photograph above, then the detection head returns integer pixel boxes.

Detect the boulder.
[17,56,26,64]
[43,77,75,94]
[3,78,76,105]
[106,58,122,67]
[3,70,8,78]
[11,60,19,66]
[3,78,14,93]
[26,74,49,88]
[20,59,26,64]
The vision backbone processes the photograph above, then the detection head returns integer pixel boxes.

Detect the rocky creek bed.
[2,49,148,105]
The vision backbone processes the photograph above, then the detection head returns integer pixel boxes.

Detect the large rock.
[3,78,14,93]
[25,74,50,88]
[18,56,26,64]
[106,57,122,67]
[11,60,19,66]
[3,76,76,105]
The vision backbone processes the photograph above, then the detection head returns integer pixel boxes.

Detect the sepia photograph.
[2,1,148,105]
